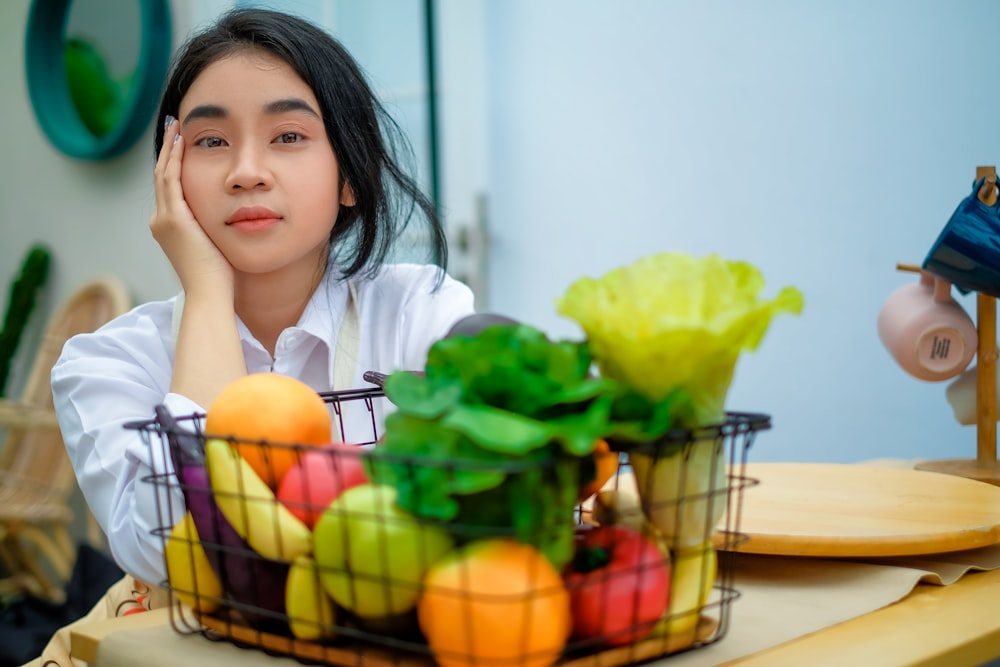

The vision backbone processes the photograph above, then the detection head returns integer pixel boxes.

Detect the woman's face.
[177,51,350,277]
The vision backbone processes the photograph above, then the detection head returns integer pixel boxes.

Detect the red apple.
[277,443,369,528]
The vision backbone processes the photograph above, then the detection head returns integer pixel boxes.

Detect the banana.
[660,543,717,638]
[205,438,312,562]
[286,555,337,641]
[164,511,223,613]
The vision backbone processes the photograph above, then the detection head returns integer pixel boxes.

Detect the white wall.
[3,0,999,468]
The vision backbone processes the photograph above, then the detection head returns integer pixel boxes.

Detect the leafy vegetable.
[557,252,803,546]
[557,252,804,425]
[368,324,686,569]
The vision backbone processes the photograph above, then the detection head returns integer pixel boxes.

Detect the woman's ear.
[340,181,356,207]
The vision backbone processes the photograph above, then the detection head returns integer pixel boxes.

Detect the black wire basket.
[129,375,767,667]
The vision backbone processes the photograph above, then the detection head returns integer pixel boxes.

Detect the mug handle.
[932,276,954,304]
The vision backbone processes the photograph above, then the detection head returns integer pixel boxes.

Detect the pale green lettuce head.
[557,252,804,425]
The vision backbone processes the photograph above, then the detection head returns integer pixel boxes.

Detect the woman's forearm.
[170,289,247,408]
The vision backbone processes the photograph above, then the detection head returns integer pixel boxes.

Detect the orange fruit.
[578,439,618,502]
[418,539,570,667]
[205,374,332,487]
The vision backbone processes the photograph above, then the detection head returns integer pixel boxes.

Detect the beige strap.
[170,291,184,346]
[333,281,360,391]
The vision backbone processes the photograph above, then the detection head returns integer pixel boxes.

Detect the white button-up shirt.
[51,264,474,584]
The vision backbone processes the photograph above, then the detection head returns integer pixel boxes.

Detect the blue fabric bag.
[923,177,1000,298]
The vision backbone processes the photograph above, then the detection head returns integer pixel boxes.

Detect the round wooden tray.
[726,463,1000,557]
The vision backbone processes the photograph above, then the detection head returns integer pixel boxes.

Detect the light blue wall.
[480,0,1000,463]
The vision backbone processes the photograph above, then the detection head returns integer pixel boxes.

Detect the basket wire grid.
[129,381,767,667]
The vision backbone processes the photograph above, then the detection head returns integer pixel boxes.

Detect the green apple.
[313,484,454,619]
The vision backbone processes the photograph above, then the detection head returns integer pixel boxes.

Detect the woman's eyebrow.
[181,98,318,127]
[265,98,320,117]
[182,104,226,126]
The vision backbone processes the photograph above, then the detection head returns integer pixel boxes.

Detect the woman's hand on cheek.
[150,116,234,296]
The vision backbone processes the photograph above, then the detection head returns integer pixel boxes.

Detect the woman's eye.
[195,136,226,148]
[275,132,302,144]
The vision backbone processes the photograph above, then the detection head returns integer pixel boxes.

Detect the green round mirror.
[25,0,172,160]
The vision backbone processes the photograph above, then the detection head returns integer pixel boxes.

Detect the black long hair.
[152,8,448,282]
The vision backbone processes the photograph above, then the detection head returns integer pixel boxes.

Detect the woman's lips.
[226,206,282,230]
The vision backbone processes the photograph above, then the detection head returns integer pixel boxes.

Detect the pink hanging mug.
[878,271,978,382]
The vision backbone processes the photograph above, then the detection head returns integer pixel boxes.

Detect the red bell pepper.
[563,524,671,646]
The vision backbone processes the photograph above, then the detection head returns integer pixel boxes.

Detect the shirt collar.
[232,270,350,387]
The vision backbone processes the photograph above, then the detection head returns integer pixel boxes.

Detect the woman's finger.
[151,117,188,234]
[162,130,186,212]
[153,116,176,186]
[152,117,177,224]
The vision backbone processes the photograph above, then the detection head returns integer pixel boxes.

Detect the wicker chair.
[0,276,130,601]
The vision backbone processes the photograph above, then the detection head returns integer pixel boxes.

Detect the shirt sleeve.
[50,301,195,585]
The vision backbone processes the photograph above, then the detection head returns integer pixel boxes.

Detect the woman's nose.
[225,146,273,191]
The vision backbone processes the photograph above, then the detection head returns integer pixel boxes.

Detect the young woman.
[34,9,475,663]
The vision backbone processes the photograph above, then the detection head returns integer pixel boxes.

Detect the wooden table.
[72,566,1000,667]
[721,565,1000,666]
